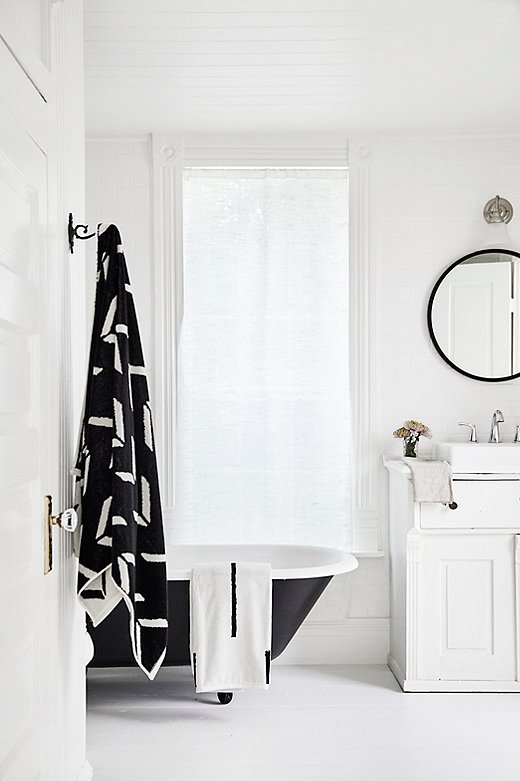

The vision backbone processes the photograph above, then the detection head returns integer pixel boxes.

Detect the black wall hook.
[68,212,96,254]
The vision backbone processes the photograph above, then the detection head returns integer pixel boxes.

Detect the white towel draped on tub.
[190,561,272,693]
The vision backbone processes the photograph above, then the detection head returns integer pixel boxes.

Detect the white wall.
[85,138,154,385]
[86,133,520,663]
[374,135,520,459]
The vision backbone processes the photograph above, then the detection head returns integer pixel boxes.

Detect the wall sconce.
[483,195,514,225]
[482,195,514,248]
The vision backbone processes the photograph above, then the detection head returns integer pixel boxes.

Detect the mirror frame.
[427,247,520,383]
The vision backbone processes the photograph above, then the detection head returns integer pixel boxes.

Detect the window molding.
[348,141,380,553]
[152,134,379,551]
[152,136,184,516]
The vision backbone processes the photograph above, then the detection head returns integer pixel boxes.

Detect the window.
[175,167,351,548]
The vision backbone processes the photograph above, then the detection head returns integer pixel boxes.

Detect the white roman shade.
[175,167,351,549]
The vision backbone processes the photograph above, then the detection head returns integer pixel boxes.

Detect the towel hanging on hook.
[73,224,168,678]
[68,212,97,254]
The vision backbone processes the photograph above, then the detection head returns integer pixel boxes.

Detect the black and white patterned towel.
[74,224,168,679]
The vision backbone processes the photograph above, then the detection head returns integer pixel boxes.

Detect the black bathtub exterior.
[87,576,333,668]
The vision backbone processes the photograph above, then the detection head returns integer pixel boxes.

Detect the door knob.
[43,495,78,575]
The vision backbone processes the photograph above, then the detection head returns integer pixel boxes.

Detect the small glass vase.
[402,434,419,458]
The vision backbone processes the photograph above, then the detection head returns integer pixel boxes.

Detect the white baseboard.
[387,653,405,689]
[387,653,520,692]
[77,760,93,781]
[399,680,520,692]
[275,618,389,665]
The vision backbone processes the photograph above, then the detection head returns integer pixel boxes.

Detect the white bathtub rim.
[166,544,358,581]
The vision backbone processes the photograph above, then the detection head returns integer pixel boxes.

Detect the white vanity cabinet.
[385,458,520,692]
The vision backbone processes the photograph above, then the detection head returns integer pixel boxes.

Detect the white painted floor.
[88,665,520,781]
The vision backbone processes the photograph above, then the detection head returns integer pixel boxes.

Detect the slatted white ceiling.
[85,0,520,135]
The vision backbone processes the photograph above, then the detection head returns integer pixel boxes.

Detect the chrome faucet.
[489,409,504,443]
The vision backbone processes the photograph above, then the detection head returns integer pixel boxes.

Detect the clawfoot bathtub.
[87,544,358,701]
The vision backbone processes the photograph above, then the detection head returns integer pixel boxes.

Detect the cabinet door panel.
[419,535,516,681]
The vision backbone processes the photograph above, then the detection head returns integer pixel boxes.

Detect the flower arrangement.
[393,420,432,458]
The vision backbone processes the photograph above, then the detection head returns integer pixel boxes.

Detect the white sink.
[434,442,520,473]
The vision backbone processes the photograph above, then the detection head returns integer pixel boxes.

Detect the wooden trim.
[389,651,520,693]
[387,653,405,689]
[0,3,54,101]
[515,535,520,681]
[349,141,379,553]
[50,2,88,780]
[152,136,184,510]
[76,761,94,781]
[182,133,348,167]
[405,532,421,680]
[275,618,389,665]
[400,678,520,693]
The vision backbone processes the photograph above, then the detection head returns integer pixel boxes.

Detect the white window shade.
[176,167,351,549]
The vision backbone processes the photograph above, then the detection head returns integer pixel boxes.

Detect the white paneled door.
[0,100,52,780]
[0,2,88,776]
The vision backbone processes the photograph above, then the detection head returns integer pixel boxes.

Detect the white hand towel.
[405,459,455,504]
[190,561,272,693]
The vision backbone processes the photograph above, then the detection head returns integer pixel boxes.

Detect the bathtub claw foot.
[217,692,233,705]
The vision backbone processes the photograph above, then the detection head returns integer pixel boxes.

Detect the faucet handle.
[458,422,478,443]
[514,425,520,443]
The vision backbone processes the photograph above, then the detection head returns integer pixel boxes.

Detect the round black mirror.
[427,248,520,382]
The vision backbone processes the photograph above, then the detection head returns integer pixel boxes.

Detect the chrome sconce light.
[483,195,514,225]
